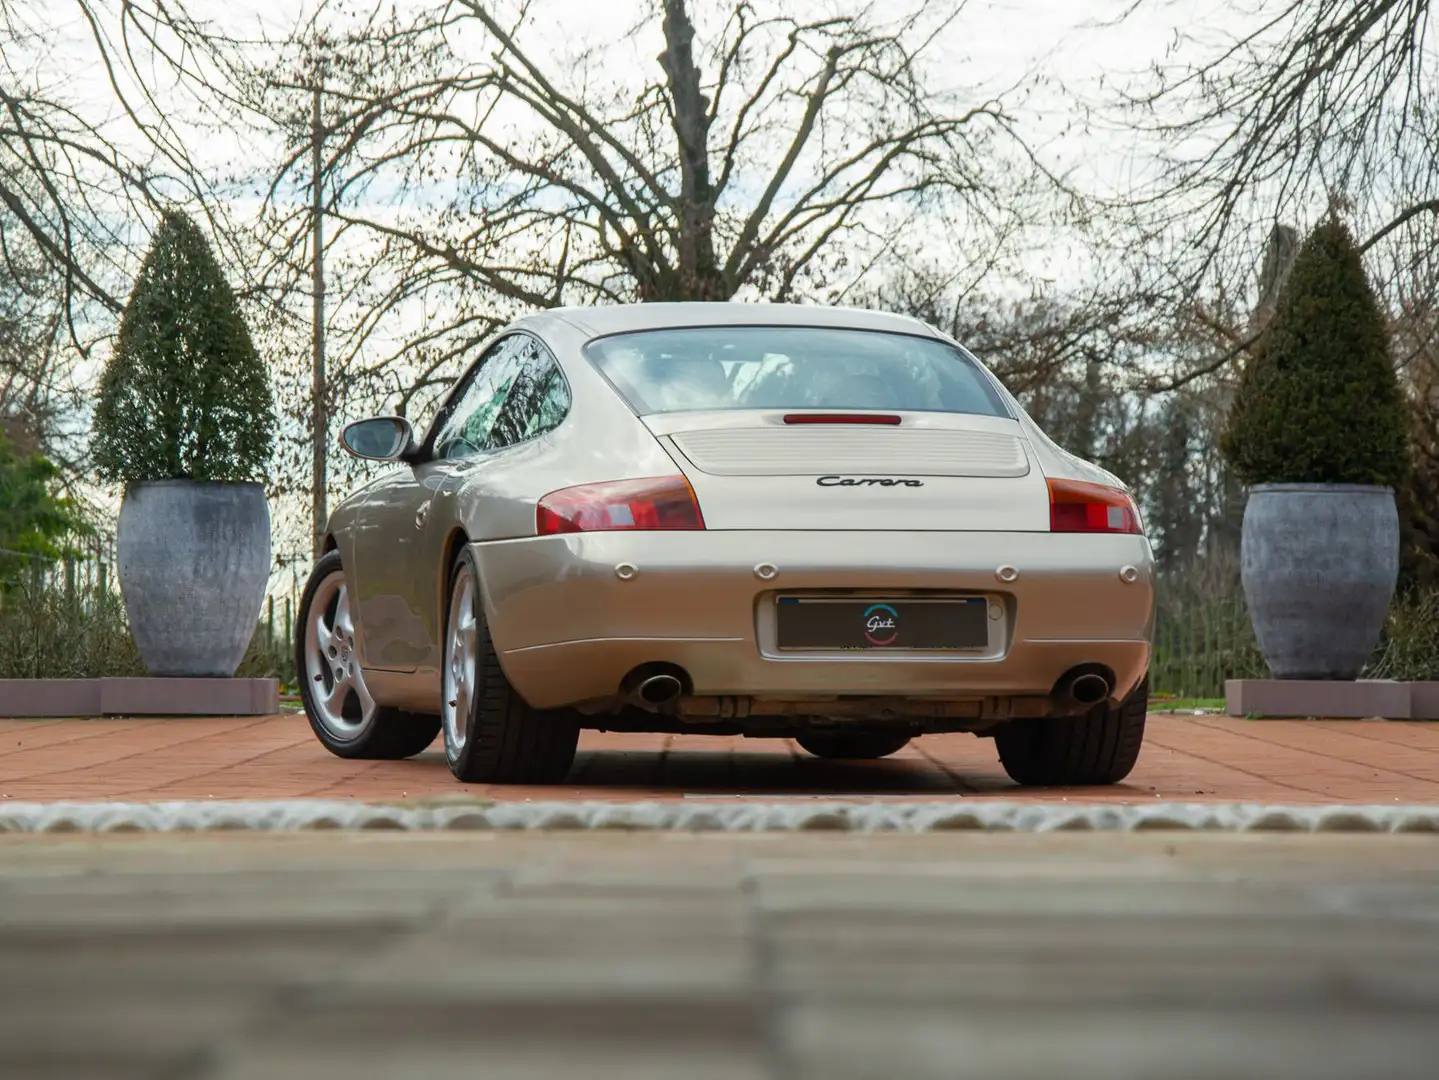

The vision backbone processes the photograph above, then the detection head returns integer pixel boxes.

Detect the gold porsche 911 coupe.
[298,302,1155,787]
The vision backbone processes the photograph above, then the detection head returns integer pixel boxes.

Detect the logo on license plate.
[862,603,899,646]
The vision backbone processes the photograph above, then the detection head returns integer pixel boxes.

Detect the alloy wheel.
[303,570,376,739]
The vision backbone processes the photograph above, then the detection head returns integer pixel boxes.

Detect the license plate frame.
[773,595,992,653]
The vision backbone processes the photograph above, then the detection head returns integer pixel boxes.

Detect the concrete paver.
[0,831,1436,1079]
[1,712,1439,803]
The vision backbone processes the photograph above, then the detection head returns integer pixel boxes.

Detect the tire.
[796,731,912,760]
[442,547,579,784]
[995,677,1149,786]
[297,550,441,760]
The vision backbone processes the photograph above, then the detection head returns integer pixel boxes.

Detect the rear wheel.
[995,678,1148,786]
[298,551,441,760]
[796,731,912,760]
[442,547,579,784]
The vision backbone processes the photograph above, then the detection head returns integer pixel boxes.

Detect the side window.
[488,337,572,448]
[429,336,530,461]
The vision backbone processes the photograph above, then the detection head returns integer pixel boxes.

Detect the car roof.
[511,301,944,341]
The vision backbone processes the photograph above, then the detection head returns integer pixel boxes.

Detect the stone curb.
[1,800,1439,834]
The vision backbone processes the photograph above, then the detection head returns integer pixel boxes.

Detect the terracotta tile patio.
[1,712,1437,804]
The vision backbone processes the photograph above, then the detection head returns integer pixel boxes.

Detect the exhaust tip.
[637,673,683,706]
[1070,672,1111,706]
[621,664,690,710]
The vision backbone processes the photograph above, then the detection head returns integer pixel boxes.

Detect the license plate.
[774,597,990,651]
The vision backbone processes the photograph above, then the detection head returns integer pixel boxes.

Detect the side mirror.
[340,416,418,462]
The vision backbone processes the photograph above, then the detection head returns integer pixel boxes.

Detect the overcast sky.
[49,0,1225,216]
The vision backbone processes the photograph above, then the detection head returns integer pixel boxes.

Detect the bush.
[1151,551,1267,698]
[1367,588,1439,682]
[0,430,91,591]
[0,576,142,680]
[1221,217,1410,488]
[0,571,298,687]
[1150,553,1439,697]
[91,210,275,484]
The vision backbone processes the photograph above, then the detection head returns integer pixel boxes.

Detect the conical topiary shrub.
[92,210,277,678]
[1221,217,1409,487]
[93,210,275,483]
[1222,217,1410,681]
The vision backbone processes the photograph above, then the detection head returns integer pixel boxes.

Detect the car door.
[409,334,573,678]
[351,334,530,672]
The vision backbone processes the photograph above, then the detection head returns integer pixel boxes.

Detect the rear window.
[582,326,1011,418]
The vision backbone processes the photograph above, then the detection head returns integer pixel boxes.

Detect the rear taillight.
[536,476,706,535]
[1048,478,1143,535]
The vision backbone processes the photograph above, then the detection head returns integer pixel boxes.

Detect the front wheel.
[441,547,579,784]
[995,677,1149,786]
[297,551,440,760]
[796,731,912,760]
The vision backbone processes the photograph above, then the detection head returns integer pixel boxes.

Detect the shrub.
[0,575,142,680]
[1149,553,1439,697]
[0,429,91,591]
[1221,217,1410,488]
[91,210,275,484]
[0,571,297,685]
[1367,588,1439,682]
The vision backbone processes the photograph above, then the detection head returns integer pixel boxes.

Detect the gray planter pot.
[1240,483,1398,681]
[117,481,271,677]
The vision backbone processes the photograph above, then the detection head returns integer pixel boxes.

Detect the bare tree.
[224,0,1072,551]
[0,230,64,455]
[243,0,1064,405]
[1098,0,1438,388]
[0,2,243,339]
[1132,2,1432,255]
[0,0,279,508]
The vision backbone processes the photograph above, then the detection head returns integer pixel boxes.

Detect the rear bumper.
[472,530,1154,710]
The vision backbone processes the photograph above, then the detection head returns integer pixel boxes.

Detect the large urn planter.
[116,480,271,677]
[1240,484,1399,680]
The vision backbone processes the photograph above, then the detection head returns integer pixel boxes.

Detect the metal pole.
[311,81,328,562]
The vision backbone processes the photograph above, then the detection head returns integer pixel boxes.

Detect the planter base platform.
[1226,678,1439,720]
[0,678,280,718]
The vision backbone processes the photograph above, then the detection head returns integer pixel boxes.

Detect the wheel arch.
[436,526,472,639]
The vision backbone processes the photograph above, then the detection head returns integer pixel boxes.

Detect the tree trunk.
[655,0,728,302]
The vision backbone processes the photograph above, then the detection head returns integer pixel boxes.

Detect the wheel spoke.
[315,616,337,658]
[323,676,352,716]
[352,670,377,722]
[334,587,356,639]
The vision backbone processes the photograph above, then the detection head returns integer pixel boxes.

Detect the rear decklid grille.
[670,427,1029,477]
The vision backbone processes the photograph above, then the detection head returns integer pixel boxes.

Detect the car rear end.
[477,319,1154,730]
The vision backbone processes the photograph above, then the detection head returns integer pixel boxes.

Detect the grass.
[1150,696,1226,712]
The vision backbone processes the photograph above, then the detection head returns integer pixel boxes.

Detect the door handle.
[415,503,430,529]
